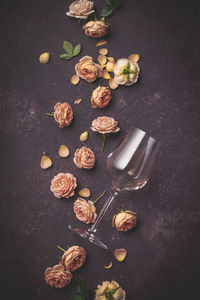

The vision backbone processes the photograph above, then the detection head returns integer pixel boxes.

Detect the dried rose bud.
[45,264,72,288]
[74,197,97,224]
[73,146,95,169]
[91,86,112,108]
[112,210,137,232]
[50,173,77,199]
[95,280,126,300]
[75,56,103,83]
[83,20,108,38]
[91,116,120,134]
[54,102,73,128]
[60,246,86,272]
[66,0,95,20]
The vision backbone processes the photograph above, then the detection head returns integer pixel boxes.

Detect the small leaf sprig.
[122,62,135,80]
[101,0,120,17]
[105,287,119,299]
[59,40,81,60]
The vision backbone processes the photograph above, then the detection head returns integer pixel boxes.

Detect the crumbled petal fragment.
[80,131,88,141]
[128,53,140,63]
[104,262,113,269]
[106,61,115,72]
[102,70,111,79]
[74,98,83,104]
[59,145,70,158]
[96,40,107,47]
[99,48,108,56]
[109,78,119,89]
[79,188,91,198]
[39,52,50,64]
[71,74,80,85]
[114,248,127,262]
[97,55,107,66]
[40,155,52,169]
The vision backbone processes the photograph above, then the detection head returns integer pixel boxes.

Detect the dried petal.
[104,262,113,269]
[80,131,88,141]
[107,57,115,62]
[40,155,52,169]
[74,98,83,104]
[99,48,108,56]
[59,145,69,158]
[128,53,140,63]
[71,74,80,85]
[102,70,111,80]
[39,52,50,64]
[114,249,127,262]
[79,188,91,198]
[106,61,115,72]
[109,78,119,89]
[96,40,107,47]
[97,55,107,66]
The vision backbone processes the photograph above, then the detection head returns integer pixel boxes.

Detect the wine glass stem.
[89,190,118,233]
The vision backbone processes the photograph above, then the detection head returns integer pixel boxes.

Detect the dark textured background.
[0,0,200,299]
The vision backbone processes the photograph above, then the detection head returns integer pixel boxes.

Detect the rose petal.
[78,188,91,198]
[99,48,108,56]
[80,131,88,141]
[114,249,127,262]
[97,55,107,66]
[59,145,70,158]
[106,61,115,72]
[128,53,140,63]
[107,57,115,62]
[104,262,113,269]
[40,155,52,169]
[96,40,107,47]
[71,74,80,85]
[102,70,111,79]
[109,78,119,89]
[74,98,83,104]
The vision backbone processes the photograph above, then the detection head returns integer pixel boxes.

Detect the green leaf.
[73,43,81,56]
[59,53,73,60]
[110,0,120,9]
[100,6,115,17]
[62,40,73,54]
[104,0,112,5]
[68,295,83,300]
[75,277,89,299]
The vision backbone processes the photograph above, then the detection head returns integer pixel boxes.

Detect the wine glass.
[69,127,160,249]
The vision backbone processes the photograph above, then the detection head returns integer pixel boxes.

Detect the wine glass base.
[68,225,108,250]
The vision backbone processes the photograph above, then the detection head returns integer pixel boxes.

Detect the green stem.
[57,245,66,252]
[46,112,54,116]
[93,190,106,205]
[101,134,107,152]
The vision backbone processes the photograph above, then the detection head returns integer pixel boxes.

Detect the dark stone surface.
[0,0,200,299]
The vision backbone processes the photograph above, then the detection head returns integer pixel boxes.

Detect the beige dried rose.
[66,0,95,19]
[75,56,103,82]
[45,264,72,288]
[54,102,73,128]
[74,197,97,224]
[83,20,108,38]
[95,280,126,300]
[112,210,137,232]
[73,146,95,169]
[91,86,112,108]
[50,173,77,199]
[114,58,140,86]
[60,246,86,272]
[91,116,120,134]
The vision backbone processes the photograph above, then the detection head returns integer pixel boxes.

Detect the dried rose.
[50,173,77,199]
[73,146,95,169]
[60,246,86,272]
[66,0,95,19]
[54,102,73,128]
[75,56,103,82]
[114,58,140,86]
[91,116,120,134]
[95,280,126,300]
[91,86,112,108]
[74,197,97,224]
[112,210,137,232]
[45,264,72,288]
[83,20,108,38]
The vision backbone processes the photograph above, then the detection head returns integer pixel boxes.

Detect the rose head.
[45,264,72,288]
[66,0,95,19]
[83,20,108,38]
[54,102,73,128]
[74,198,97,224]
[50,173,77,199]
[91,116,120,134]
[60,246,86,272]
[73,146,95,169]
[114,58,140,86]
[75,56,103,82]
[91,86,112,108]
[95,280,126,300]
[112,210,137,232]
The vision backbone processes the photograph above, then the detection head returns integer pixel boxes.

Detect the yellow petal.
[79,188,91,198]
[99,48,108,56]
[71,74,80,85]
[39,52,50,64]
[114,249,127,262]
[40,155,52,169]
[80,131,88,141]
[74,98,83,104]
[128,53,140,63]
[102,70,111,80]
[97,55,107,66]
[104,262,113,269]
[107,57,115,62]
[96,40,107,47]
[109,78,118,89]
[106,61,115,72]
[58,145,69,158]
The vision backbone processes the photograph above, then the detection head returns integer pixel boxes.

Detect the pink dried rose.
[50,173,77,199]
[91,86,112,108]
[83,20,108,38]
[60,246,86,272]
[91,116,120,134]
[45,264,72,288]
[112,210,137,232]
[66,0,95,20]
[54,102,73,128]
[74,197,97,224]
[73,146,95,169]
[75,56,103,82]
